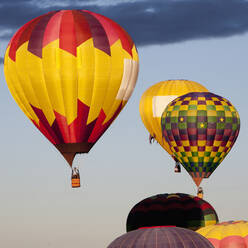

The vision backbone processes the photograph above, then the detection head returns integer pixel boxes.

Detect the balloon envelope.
[161,92,240,186]
[108,226,214,248]
[4,10,139,166]
[126,193,218,232]
[139,80,208,159]
[197,221,248,248]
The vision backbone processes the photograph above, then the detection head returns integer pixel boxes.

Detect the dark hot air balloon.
[126,193,218,232]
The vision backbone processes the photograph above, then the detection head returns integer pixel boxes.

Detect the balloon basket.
[71,178,80,188]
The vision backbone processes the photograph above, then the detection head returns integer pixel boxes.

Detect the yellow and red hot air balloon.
[197,221,248,248]
[139,80,208,172]
[4,10,139,187]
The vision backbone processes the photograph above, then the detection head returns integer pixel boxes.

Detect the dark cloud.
[1,0,248,56]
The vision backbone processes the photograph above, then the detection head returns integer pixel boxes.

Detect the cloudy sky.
[1,0,248,52]
[0,0,248,247]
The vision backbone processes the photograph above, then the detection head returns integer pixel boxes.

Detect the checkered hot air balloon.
[161,92,240,187]
[4,10,139,186]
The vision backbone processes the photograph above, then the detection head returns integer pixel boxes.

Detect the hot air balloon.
[161,92,240,190]
[108,226,214,248]
[126,193,218,232]
[197,221,248,248]
[4,10,139,187]
[139,80,208,172]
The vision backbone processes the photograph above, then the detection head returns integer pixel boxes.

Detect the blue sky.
[0,1,248,247]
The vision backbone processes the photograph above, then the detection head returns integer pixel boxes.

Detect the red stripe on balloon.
[139,226,176,229]
[59,11,77,56]
[53,111,70,143]
[68,100,91,143]
[43,11,64,47]
[72,10,92,47]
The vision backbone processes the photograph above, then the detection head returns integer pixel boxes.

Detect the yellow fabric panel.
[218,146,225,152]
[206,100,214,105]
[197,105,207,110]
[220,152,226,158]
[225,111,232,117]
[106,40,139,124]
[205,220,217,226]
[191,146,197,152]
[139,91,154,137]
[207,110,216,116]
[59,49,78,125]
[189,100,198,105]
[4,47,38,123]
[210,152,217,157]
[15,43,40,109]
[139,87,171,154]
[188,110,197,116]
[179,105,188,111]
[213,140,221,147]
[182,140,190,146]
[87,48,111,124]
[183,157,189,162]
[17,43,56,125]
[183,97,191,101]
[197,222,248,239]
[131,45,139,61]
[171,111,179,117]
[77,38,95,107]
[186,152,192,157]
[170,141,177,147]
[102,40,124,121]
[204,157,209,162]
[178,146,184,152]
[213,157,219,163]
[216,105,224,111]
[206,146,212,152]
[212,97,219,101]
[198,140,206,146]
[42,40,66,116]
[192,157,198,162]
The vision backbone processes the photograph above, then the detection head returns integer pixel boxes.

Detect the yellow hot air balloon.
[139,80,208,170]
[197,221,248,248]
[4,10,139,187]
